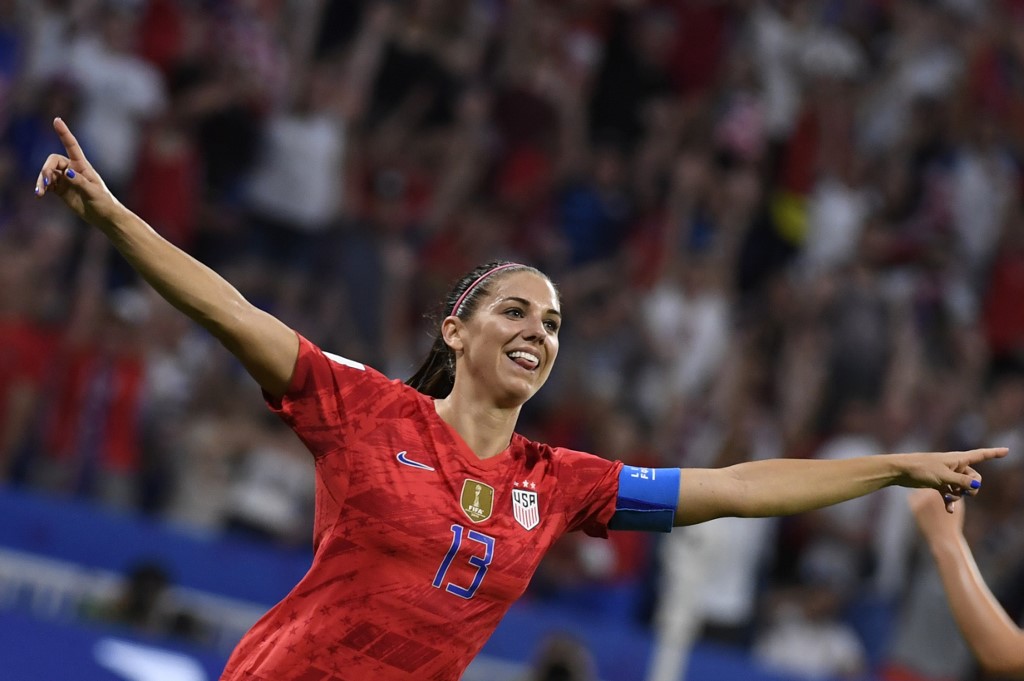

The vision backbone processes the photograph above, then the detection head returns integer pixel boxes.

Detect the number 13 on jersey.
[432,524,495,599]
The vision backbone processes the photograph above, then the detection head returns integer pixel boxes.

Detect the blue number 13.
[432,524,495,599]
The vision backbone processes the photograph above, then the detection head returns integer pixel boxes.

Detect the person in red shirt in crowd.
[40,283,147,506]
[983,214,1024,362]
[34,118,1005,681]
[0,245,58,481]
[30,226,149,506]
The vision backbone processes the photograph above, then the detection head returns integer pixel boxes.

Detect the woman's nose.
[523,316,548,341]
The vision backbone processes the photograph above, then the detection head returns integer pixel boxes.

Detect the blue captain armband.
[608,466,680,532]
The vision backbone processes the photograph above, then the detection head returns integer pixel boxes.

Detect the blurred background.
[1,0,1023,679]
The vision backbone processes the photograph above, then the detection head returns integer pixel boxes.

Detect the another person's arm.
[674,448,1007,525]
[908,489,1024,678]
[34,118,298,398]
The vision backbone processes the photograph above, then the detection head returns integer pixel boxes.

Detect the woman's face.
[446,271,561,408]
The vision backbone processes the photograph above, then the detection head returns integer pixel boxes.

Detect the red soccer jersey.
[220,334,622,681]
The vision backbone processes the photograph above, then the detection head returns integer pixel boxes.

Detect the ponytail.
[406,335,457,399]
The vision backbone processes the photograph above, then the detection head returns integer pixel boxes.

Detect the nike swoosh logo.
[396,451,435,471]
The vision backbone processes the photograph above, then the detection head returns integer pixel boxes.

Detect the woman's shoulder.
[512,434,615,467]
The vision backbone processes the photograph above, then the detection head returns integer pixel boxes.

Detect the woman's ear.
[441,316,464,353]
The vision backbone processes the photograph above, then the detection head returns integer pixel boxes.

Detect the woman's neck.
[434,394,520,460]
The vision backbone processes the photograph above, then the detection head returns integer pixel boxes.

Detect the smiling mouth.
[507,351,540,371]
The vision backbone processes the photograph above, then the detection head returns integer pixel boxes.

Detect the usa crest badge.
[512,489,540,530]
[460,479,494,523]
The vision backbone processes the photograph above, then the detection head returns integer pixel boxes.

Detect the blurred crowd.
[2,0,1024,679]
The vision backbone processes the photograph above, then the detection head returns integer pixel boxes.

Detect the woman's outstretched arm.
[908,489,1024,678]
[35,117,298,398]
[674,448,1007,526]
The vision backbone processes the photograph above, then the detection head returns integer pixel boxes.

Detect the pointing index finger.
[53,117,87,163]
[964,447,1008,464]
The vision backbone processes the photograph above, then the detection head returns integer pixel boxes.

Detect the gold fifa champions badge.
[460,479,494,523]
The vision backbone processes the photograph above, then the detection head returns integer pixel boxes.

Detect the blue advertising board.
[0,610,228,680]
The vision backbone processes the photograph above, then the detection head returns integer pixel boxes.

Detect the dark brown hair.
[406,260,550,398]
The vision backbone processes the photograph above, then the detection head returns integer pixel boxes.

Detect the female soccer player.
[909,489,1024,678]
[35,117,1006,681]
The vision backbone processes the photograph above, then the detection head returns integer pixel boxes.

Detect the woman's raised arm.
[35,117,298,398]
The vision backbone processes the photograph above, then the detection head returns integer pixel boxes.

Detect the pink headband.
[451,263,524,316]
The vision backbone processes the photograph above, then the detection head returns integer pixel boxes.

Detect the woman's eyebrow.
[502,296,562,317]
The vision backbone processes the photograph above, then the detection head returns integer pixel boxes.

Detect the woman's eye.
[506,308,524,318]
[544,320,559,332]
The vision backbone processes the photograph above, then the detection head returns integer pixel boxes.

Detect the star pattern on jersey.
[512,480,537,489]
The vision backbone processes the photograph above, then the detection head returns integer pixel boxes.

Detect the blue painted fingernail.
[34,186,39,195]
[944,494,954,502]
[43,177,49,187]
[66,169,75,179]
[970,479,980,489]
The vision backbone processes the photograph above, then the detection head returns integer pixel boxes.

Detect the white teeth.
[508,351,540,368]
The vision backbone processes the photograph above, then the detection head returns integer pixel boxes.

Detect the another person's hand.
[34,117,123,226]
[909,487,965,538]
[893,448,1006,512]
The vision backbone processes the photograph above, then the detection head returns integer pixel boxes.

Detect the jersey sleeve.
[263,332,404,460]
[551,447,623,538]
